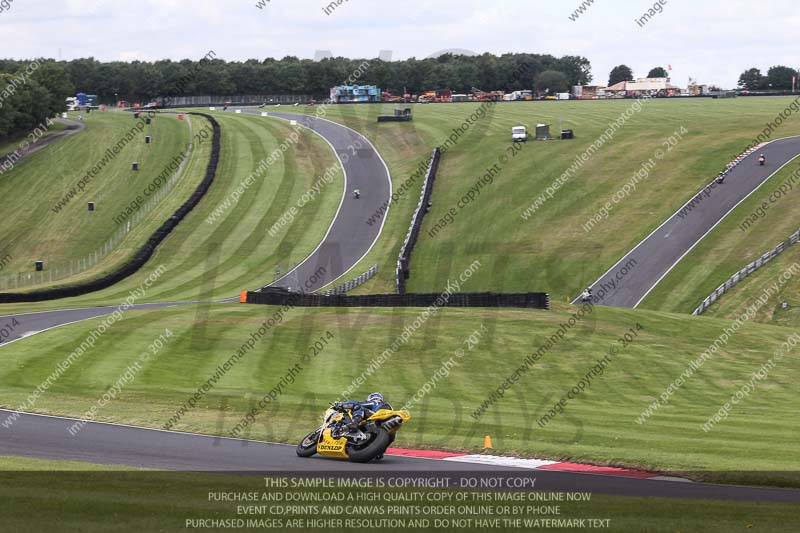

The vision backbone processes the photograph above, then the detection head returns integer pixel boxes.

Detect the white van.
[512,126,528,142]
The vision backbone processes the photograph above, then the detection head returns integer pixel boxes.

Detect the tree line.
[0,53,592,105]
[738,66,797,91]
[0,61,74,138]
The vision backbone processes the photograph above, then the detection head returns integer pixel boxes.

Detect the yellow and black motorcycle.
[296,402,411,463]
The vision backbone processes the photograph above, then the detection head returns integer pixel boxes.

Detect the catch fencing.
[0,113,221,303]
[396,148,441,294]
[244,288,550,310]
[693,228,800,315]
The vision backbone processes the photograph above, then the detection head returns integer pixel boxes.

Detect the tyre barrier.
[0,113,221,303]
[396,148,440,294]
[242,288,550,310]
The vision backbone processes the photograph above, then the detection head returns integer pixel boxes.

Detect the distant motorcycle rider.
[580,288,593,303]
[353,189,361,199]
[759,154,766,166]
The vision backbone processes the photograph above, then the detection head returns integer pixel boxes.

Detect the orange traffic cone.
[483,435,493,450]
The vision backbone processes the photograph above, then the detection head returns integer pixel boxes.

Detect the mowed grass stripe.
[146,114,279,299]
[258,100,800,303]
[142,113,343,299]
[0,111,345,308]
[0,111,194,290]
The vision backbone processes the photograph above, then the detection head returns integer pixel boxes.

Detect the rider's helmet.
[367,392,384,406]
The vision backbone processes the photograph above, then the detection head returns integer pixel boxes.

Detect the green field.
[0,110,201,291]
[1,301,797,487]
[0,111,343,313]
[259,98,800,303]
[1,99,799,497]
[0,120,68,156]
[5,98,800,311]
[0,455,141,471]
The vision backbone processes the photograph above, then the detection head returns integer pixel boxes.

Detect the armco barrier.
[320,265,379,296]
[396,148,440,294]
[243,288,550,310]
[693,227,800,315]
[0,113,221,303]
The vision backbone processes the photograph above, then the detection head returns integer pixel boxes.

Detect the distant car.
[512,126,528,142]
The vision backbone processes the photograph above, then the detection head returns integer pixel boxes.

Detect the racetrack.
[0,110,392,341]
[3,118,800,502]
[578,136,800,308]
[3,409,799,502]
[229,109,392,293]
[0,302,194,345]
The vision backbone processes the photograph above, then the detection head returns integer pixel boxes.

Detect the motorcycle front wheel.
[296,429,321,457]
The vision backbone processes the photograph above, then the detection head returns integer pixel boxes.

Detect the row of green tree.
[0,53,592,104]
[0,63,74,138]
[738,66,797,91]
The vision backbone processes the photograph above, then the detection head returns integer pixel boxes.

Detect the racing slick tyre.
[374,433,396,460]
[346,428,391,463]
[296,430,321,457]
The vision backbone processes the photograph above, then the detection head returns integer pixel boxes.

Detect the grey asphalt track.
[228,108,392,293]
[578,136,800,308]
[0,302,190,345]
[2,409,799,502]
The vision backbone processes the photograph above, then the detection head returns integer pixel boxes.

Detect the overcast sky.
[1,0,797,88]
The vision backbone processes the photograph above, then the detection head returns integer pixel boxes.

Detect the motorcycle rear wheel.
[347,428,391,463]
[296,430,321,457]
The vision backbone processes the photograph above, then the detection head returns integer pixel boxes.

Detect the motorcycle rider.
[580,287,593,303]
[342,392,391,431]
[759,154,766,166]
[353,189,361,199]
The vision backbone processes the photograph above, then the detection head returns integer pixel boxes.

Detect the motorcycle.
[759,155,766,166]
[296,402,411,463]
